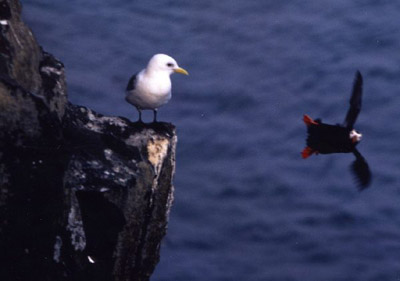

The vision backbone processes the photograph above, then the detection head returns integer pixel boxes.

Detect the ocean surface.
[22,1,400,280]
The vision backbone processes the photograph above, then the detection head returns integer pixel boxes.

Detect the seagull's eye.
[167,63,174,67]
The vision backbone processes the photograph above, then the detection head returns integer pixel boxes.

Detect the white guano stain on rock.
[103,148,137,182]
[53,235,63,263]
[84,110,127,133]
[66,194,86,251]
[40,66,63,76]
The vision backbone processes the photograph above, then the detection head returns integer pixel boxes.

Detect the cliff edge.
[0,1,176,280]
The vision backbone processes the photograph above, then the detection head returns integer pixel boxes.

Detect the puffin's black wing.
[343,71,363,129]
[126,73,137,91]
[351,149,371,190]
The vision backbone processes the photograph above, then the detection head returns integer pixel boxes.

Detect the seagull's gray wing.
[126,73,137,92]
[343,71,363,129]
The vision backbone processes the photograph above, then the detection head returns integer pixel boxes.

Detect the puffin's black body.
[306,121,355,154]
[302,71,372,189]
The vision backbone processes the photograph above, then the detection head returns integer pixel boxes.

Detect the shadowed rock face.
[0,1,176,280]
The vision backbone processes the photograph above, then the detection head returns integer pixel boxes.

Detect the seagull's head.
[147,54,189,76]
[350,129,362,143]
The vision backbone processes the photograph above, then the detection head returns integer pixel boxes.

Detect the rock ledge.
[0,1,176,280]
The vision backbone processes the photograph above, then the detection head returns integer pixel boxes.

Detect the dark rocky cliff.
[0,1,176,280]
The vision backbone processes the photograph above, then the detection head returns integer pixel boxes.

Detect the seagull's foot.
[152,109,158,123]
[132,115,145,126]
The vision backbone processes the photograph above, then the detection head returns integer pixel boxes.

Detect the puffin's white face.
[147,54,189,76]
[350,129,362,143]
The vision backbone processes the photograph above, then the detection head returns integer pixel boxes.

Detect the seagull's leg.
[153,109,158,123]
[137,107,143,123]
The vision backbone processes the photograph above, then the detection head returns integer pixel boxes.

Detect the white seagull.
[125,54,189,122]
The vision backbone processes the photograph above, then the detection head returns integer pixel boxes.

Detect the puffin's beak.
[174,67,189,75]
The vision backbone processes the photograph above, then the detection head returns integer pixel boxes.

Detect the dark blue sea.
[22,1,400,280]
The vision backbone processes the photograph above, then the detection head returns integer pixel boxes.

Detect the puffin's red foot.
[302,147,316,159]
[303,114,318,126]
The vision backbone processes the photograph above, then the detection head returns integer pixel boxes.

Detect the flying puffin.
[302,71,372,189]
[126,54,189,122]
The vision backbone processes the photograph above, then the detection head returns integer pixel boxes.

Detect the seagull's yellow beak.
[174,67,189,75]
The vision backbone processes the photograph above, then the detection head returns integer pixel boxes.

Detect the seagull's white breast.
[140,71,171,98]
[126,70,172,110]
